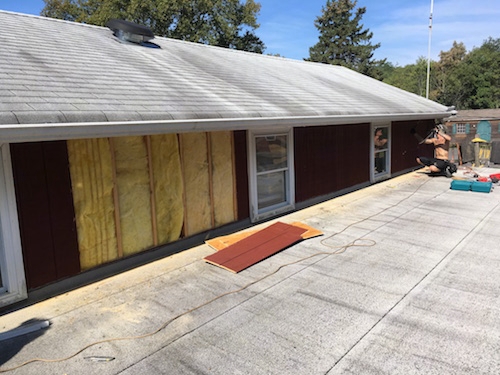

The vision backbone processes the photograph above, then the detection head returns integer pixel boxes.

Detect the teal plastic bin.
[450,180,472,191]
[471,181,492,193]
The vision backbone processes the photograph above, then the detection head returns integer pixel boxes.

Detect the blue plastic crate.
[450,180,472,191]
[471,181,492,193]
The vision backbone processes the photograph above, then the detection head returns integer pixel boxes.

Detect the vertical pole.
[474,142,480,167]
[426,0,434,99]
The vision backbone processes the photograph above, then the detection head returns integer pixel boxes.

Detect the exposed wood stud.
[108,137,123,258]
[146,135,158,246]
[230,131,238,221]
[207,132,215,228]
[178,133,188,237]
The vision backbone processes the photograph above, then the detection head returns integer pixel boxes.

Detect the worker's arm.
[410,128,427,144]
[438,130,451,141]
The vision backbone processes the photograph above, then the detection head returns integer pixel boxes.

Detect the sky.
[1,0,499,66]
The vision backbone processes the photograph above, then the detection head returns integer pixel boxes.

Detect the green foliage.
[41,0,265,53]
[383,38,500,110]
[306,0,384,77]
[384,57,430,98]
[454,37,500,109]
[433,41,467,106]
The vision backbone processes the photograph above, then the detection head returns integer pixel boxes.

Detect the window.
[0,144,26,307]
[372,124,391,181]
[453,123,470,134]
[455,123,467,134]
[248,130,295,222]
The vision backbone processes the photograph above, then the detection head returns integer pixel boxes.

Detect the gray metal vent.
[106,19,159,48]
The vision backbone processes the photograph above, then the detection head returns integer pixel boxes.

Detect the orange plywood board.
[205,222,322,251]
[289,222,323,240]
[204,222,307,273]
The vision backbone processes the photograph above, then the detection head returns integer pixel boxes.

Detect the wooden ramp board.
[204,222,308,273]
[205,221,323,251]
[289,222,323,240]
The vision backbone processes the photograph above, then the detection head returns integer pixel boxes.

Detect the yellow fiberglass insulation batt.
[180,132,212,236]
[68,131,236,270]
[67,138,118,270]
[150,134,184,244]
[210,132,235,227]
[113,136,153,256]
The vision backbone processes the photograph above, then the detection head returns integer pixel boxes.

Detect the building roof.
[445,109,500,122]
[0,11,453,142]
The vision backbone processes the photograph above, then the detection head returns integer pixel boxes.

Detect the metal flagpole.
[426,0,434,99]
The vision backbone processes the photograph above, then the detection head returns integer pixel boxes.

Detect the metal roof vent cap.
[106,19,159,48]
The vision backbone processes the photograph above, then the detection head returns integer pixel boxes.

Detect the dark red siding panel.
[42,142,81,279]
[332,124,371,191]
[233,131,249,221]
[11,142,56,289]
[10,141,80,289]
[294,126,337,200]
[204,222,307,273]
[294,124,370,203]
[392,120,435,173]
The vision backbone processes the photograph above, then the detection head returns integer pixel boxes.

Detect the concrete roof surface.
[1,167,500,374]
[0,11,450,127]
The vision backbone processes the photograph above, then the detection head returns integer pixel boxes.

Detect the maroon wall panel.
[392,120,435,173]
[233,131,249,221]
[42,142,81,278]
[294,124,370,203]
[10,141,80,289]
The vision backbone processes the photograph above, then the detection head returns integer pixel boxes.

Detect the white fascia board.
[0,112,453,143]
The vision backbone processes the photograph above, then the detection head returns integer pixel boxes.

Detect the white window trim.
[455,123,466,134]
[371,122,391,183]
[0,143,27,307]
[247,128,295,223]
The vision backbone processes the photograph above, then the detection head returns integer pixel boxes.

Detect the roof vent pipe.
[106,19,159,47]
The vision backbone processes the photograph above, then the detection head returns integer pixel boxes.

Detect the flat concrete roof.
[1,167,500,374]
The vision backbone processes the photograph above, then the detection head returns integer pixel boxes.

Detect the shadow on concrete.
[0,318,50,366]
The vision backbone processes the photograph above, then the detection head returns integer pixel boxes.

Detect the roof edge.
[0,112,452,143]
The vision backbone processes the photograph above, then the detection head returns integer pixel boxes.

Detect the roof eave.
[0,112,453,143]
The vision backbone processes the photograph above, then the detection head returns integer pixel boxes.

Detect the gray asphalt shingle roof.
[446,109,500,122]
[0,11,451,136]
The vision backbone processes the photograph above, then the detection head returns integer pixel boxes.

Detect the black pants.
[418,156,448,170]
[418,157,457,174]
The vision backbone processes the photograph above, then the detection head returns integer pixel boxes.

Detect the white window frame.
[248,128,295,223]
[0,143,27,308]
[371,122,391,182]
[455,123,467,134]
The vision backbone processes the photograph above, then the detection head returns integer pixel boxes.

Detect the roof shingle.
[0,11,451,131]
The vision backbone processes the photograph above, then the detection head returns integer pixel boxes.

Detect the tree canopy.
[41,0,265,53]
[306,0,385,77]
[383,38,500,109]
[454,37,500,109]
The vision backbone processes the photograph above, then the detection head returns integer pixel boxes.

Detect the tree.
[434,41,467,106]
[307,0,384,77]
[384,57,430,98]
[383,38,500,109]
[41,0,265,53]
[455,37,500,109]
